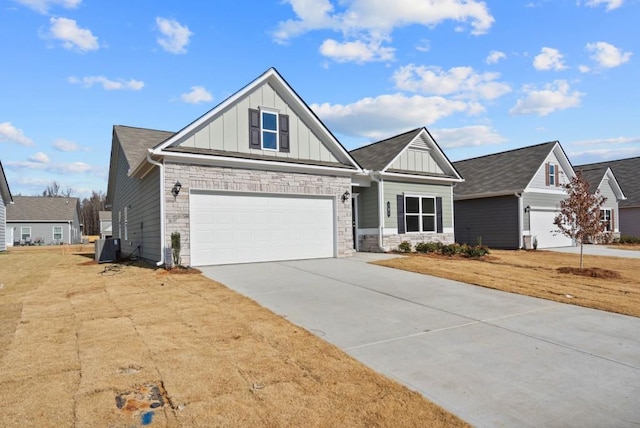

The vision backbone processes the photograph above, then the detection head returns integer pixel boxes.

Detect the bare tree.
[42,181,74,197]
[553,171,607,269]
[80,191,106,235]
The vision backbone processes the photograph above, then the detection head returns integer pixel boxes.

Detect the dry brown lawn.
[374,249,640,318]
[0,245,468,428]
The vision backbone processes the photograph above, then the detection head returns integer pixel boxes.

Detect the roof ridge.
[453,141,558,164]
[114,124,175,134]
[350,128,422,153]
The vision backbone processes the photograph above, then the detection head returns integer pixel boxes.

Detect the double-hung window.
[600,209,612,231]
[21,227,31,241]
[249,108,290,153]
[53,226,63,241]
[261,110,278,150]
[405,196,436,233]
[548,164,556,186]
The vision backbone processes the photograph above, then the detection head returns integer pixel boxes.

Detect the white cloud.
[319,38,394,63]
[580,0,623,11]
[510,80,583,116]
[180,86,213,104]
[586,41,632,68]
[13,0,81,14]
[0,122,33,146]
[578,65,591,73]
[68,75,144,90]
[52,139,80,152]
[50,162,93,174]
[28,152,50,163]
[570,136,640,147]
[393,64,511,100]
[47,17,99,52]
[533,47,567,71]
[415,39,431,53]
[312,93,474,139]
[156,17,192,54]
[431,125,507,148]
[486,50,506,64]
[5,161,47,170]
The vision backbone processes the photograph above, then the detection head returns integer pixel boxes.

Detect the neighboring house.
[349,128,464,251]
[107,68,362,267]
[6,196,82,245]
[576,157,640,237]
[99,211,112,239]
[575,165,626,240]
[1,160,14,251]
[453,141,576,249]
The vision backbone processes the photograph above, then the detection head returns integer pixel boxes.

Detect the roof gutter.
[146,152,165,267]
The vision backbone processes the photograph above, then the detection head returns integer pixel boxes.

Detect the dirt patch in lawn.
[557,267,622,279]
[0,246,467,427]
[374,249,640,318]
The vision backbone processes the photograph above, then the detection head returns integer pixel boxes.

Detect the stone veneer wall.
[358,232,455,253]
[163,162,354,266]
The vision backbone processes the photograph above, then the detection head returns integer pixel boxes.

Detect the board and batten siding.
[355,183,378,229]
[454,195,520,249]
[383,181,453,230]
[112,140,162,262]
[620,207,640,237]
[177,82,340,165]
[522,192,567,231]
[528,152,570,190]
[0,196,6,251]
[388,148,445,175]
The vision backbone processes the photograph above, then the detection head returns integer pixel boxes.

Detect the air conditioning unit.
[95,238,121,263]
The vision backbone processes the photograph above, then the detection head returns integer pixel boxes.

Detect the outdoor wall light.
[171,181,182,197]
[524,205,530,213]
[387,201,391,217]
[341,190,351,202]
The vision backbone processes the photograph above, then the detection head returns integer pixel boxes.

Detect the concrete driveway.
[200,254,640,427]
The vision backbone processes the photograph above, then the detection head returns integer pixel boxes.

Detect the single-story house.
[107,68,363,267]
[349,128,464,251]
[1,160,14,251]
[576,157,640,237]
[6,196,83,245]
[575,165,626,240]
[453,141,576,249]
[99,211,112,239]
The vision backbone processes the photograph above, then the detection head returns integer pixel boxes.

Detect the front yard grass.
[0,245,468,427]
[373,249,640,318]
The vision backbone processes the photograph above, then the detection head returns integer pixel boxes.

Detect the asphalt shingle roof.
[349,128,422,171]
[575,165,608,194]
[7,196,80,222]
[114,125,174,170]
[0,160,12,204]
[453,141,558,197]
[577,157,640,208]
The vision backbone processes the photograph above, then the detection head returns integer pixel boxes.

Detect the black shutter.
[249,109,260,149]
[436,197,443,233]
[397,195,405,234]
[279,114,290,153]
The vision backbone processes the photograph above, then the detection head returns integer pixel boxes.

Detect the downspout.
[516,192,523,249]
[371,172,387,252]
[146,153,165,267]
[68,221,71,244]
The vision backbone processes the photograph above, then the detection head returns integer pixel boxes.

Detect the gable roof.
[7,196,80,222]
[350,128,463,181]
[577,157,639,208]
[114,125,174,174]
[0,160,13,204]
[453,141,572,198]
[144,67,360,173]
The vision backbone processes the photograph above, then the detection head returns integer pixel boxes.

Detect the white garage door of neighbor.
[190,192,335,266]
[529,210,573,248]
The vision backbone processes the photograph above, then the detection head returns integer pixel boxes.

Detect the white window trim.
[124,206,129,240]
[600,208,612,232]
[549,164,556,186]
[21,227,31,241]
[118,210,122,239]
[260,108,279,151]
[53,226,63,241]
[404,195,436,233]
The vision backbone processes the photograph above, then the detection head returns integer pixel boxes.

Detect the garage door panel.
[190,192,335,266]
[530,210,573,248]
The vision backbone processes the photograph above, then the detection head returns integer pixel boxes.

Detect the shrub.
[619,235,640,244]
[463,245,490,258]
[415,241,442,253]
[398,241,412,253]
[440,243,463,256]
[171,232,181,267]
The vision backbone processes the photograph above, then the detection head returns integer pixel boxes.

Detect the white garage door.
[530,210,573,248]
[190,192,335,266]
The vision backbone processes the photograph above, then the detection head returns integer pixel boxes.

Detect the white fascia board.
[379,171,464,184]
[159,151,356,177]
[454,190,523,201]
[523,188,567,195]
[602,168,627,200]
[522,141,576,192]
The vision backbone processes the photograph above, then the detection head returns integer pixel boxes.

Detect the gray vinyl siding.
[112,140,162,262]
[178,82,340,165]
[522,192,567,230]
[383,181,453,229]
[454,196,520,248]
[389,148,445,175]
[528,152,570,189]
[6,222,77,244]
[620,207,640,237]
[0,197,5,251]
[598,179,620,230]
[355,182,379,229]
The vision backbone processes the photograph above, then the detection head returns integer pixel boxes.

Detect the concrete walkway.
[548,244,640,258]
[200,254,640,428]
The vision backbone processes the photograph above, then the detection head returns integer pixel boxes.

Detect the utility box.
[95,238,121,263]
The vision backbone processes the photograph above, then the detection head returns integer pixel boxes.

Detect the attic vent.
[410,134,431,151]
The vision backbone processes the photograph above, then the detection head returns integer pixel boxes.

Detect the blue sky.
[1,0,638,198]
